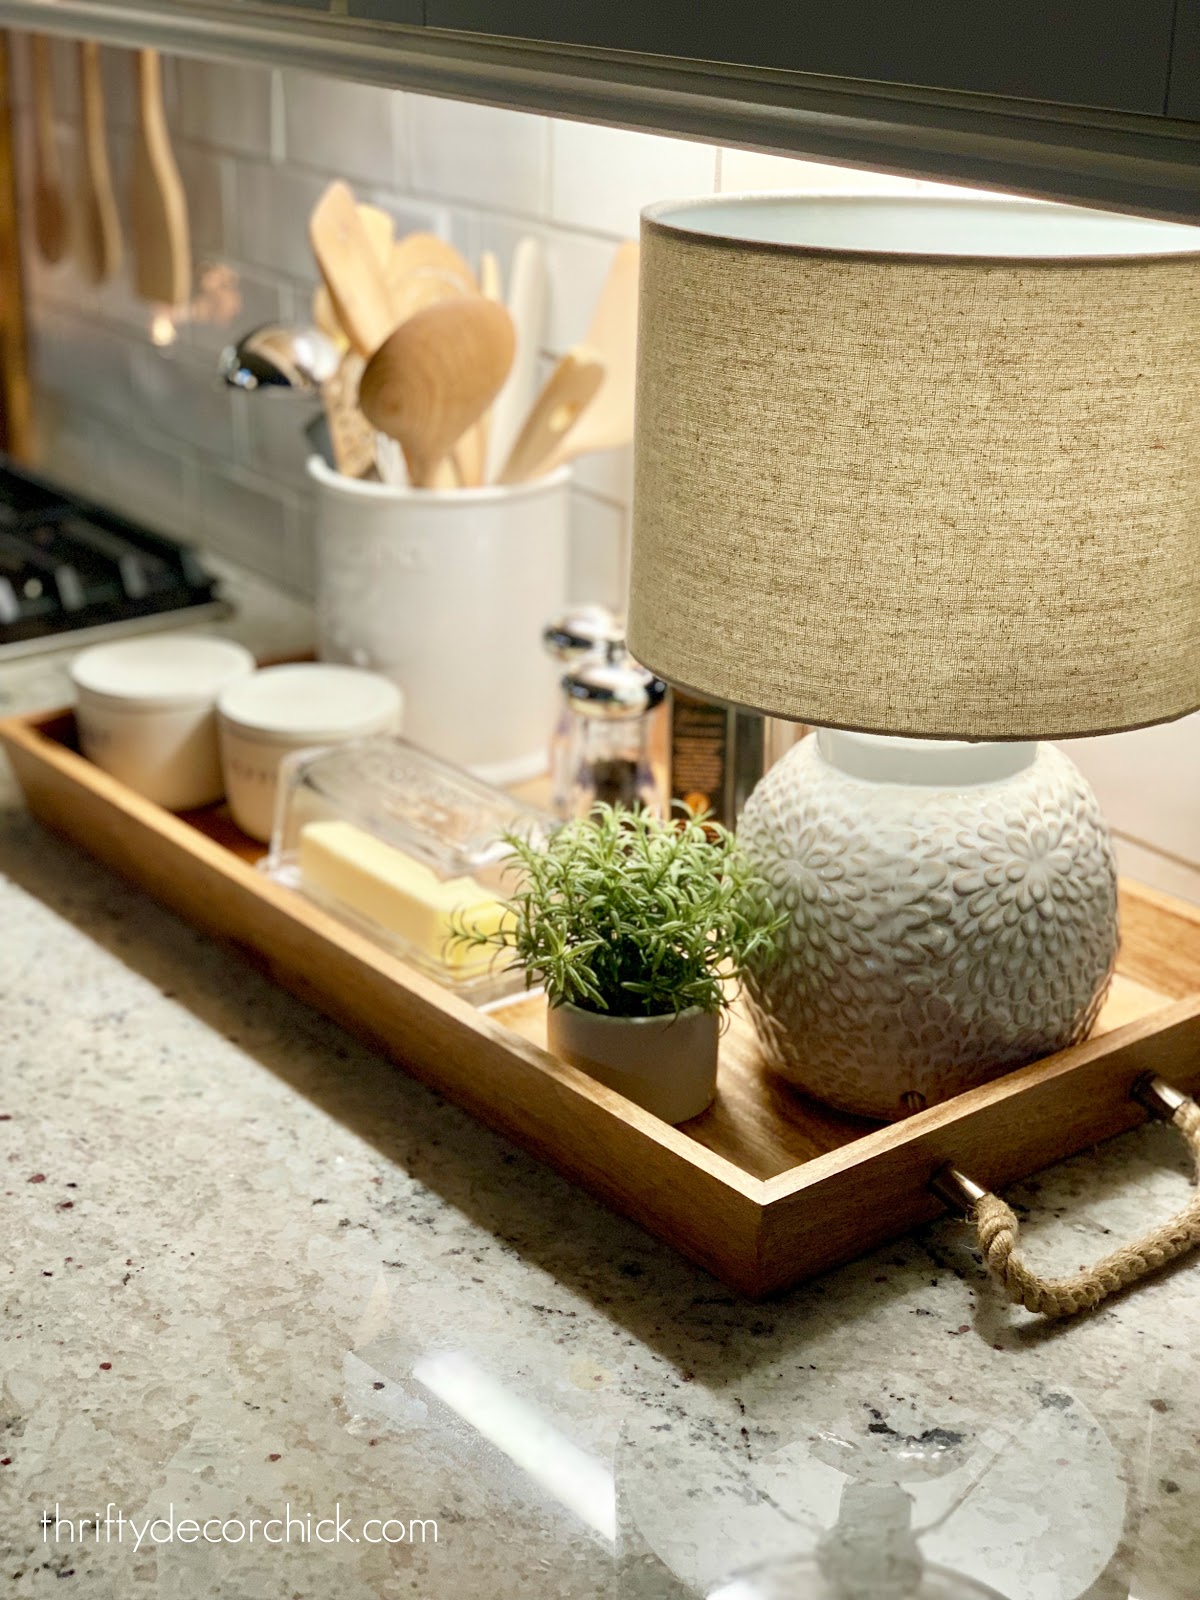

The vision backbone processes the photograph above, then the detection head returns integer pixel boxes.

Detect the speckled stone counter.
[1,562,1197,1599]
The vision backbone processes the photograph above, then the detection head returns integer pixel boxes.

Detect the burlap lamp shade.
[628,196,1200,741]
[627,195,1200,1120]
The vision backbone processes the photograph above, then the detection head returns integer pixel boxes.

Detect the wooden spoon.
[131,49,191,304]
[496,347,606,487]
[309,181,394,357]
[539,240,639,473]
[456,248,503,488]
[30,37,67,264]
[75,41,122,285]
[358,298,515,489]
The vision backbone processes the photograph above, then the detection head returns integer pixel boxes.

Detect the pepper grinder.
[562,638,667,818]
[542,605,617,816]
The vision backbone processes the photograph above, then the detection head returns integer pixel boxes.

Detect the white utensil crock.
[308,458,569,785]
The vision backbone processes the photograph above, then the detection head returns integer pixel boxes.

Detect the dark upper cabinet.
[1169,0,1200,118]
[424,1,1175,115]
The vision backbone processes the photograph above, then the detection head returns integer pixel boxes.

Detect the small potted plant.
[458,804,784,1123]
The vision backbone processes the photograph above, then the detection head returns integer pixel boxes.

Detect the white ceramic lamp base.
[738,731,1119,1121]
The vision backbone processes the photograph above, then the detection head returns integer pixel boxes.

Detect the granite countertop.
[1,559,1198,1599]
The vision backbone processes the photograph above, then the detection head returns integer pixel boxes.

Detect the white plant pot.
[546,1002,718,1125]
[738,731,1119,1121]
[308,458,569,786]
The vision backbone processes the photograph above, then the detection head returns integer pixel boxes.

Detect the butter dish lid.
[266,734,556,882]
[70,634,255,709]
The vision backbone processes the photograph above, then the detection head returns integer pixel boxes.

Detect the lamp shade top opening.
[628,193,1200,741]
[642,194,1200,261]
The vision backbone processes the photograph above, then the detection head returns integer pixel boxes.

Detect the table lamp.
[628,195,1200,1121]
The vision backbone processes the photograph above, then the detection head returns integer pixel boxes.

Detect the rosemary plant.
[458,803,785,1019]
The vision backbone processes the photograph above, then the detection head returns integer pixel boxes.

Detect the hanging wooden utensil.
[539,240,639,474]
[308,181,394,358]
[30,36,67,264]
[75,40,122,285]
[131,49,191,305]
[496,347,606,487]
[358,297,514,489]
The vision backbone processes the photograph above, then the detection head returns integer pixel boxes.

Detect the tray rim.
[5,702,1200,1295]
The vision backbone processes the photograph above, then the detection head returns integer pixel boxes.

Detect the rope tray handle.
[932,1077,1200,1318]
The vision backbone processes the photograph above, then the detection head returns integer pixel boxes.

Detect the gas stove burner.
[0,459,228,658]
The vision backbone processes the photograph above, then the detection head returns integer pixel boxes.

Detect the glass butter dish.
[264,737,555,1004]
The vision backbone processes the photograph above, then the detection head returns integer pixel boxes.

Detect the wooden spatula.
[311,201,391,352]
[386,232,476,298]
[358,297,515,489]
[485,236,547,483]
[539,240,639,473]
[496,347,606,487]
[131,49,191,304]
[309,182,395,358]
[75,41,122,285]
[30,37,67,264]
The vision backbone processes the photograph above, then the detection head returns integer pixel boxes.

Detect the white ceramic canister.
[71,634,256,810]
[217,663,403,843]
[307,458,569,786]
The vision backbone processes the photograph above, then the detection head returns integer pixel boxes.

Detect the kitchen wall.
[7,38,1199,902]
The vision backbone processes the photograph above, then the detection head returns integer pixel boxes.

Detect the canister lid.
[70,634,256,710]
[217,663,402,744]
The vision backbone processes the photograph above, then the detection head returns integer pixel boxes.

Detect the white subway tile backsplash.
[1064,716,1200,875]
[184,263,287,357]
[719,148,921,194]
[31,310,133,426]
[85,420,193,538]
[408,95,549,217]
[243,391,319,485]
[539,227,622,354]
[128,343,241,460]
[177,59,275,157]
[568,443,634,509]
[174,142,232,257]
[233,160,332,278]
[282,70,399,187]
[567,489,627,612]
[550,121,716,237]
[195,460,297,584]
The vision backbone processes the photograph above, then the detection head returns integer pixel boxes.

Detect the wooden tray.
[5,705,1200,1297]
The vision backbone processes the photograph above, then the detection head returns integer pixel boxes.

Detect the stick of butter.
[299,818,507,974]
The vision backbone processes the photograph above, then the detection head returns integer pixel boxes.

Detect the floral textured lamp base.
[738,731,1119,1121]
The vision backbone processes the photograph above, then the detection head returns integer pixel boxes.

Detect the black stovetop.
[0,458,225,657]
